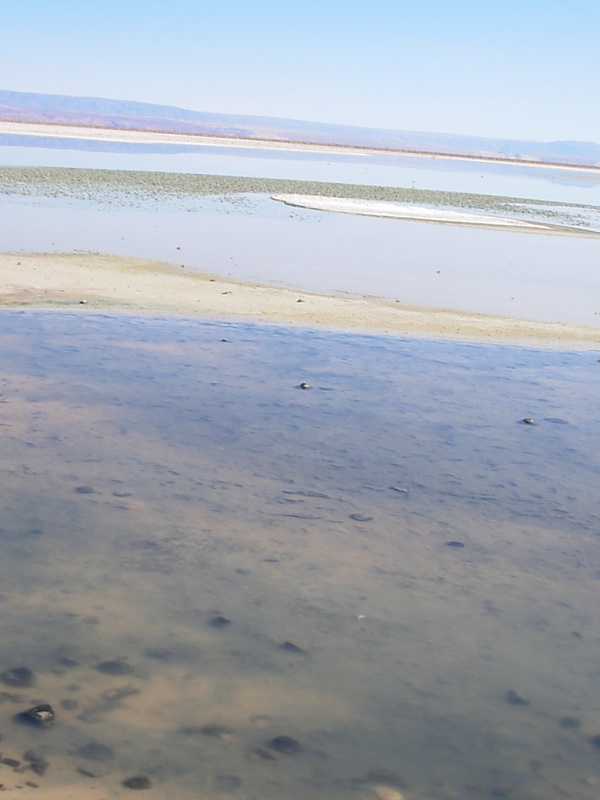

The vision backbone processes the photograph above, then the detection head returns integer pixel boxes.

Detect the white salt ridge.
[271,193,558,230]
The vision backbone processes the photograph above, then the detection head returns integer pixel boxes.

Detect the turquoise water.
[1,310,599,798]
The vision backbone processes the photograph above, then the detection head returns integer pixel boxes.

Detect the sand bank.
[271,194,585,234]
[1,252,598,350]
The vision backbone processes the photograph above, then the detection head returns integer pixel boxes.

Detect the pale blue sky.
[1,0,598,142]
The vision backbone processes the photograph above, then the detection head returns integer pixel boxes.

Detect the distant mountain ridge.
[1,89,599,167]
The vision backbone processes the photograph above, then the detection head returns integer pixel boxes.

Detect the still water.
[1,310,599,799]
[2,137,600,205]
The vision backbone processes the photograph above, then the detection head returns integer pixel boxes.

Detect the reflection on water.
[1,310,599,798]
[2,140,600,205]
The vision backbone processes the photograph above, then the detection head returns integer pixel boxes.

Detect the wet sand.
[1,252,599,350]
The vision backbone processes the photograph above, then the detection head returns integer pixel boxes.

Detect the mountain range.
[1,90,599,167]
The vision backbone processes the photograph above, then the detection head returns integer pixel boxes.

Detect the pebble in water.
[506,689,530,706]
[1,666,35,687]
[23,750,49,776]
[282,641,308,654]
[520,418,535,425]
[96,659,133,676]
[268,735,301,754]
[558,715,581,729]
[299,382,311,390]
[446,540,465,548]
[75,485,96,494]
[58,657,79,668]
[209,615,231,628]
[17,703,55,728]
[122,774,151,790]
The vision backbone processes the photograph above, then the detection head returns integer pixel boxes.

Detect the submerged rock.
[96,659,133,676]
[558,715,581,729]
[282,641,308,654]
[209,615,231,628]
[123,774,152,790]
[17,703,55,728]
[268,735,301,754]
[23,750,49,776]
[1,666,35,687]
[506,689,530,706]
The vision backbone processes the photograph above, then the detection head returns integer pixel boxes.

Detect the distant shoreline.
[2,119,600,175]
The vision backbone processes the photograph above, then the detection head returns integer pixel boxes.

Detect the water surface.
[1,311,599,799]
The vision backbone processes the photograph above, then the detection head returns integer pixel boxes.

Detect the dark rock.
[2,757,21,768]
[23,750,48,776]
[268,735,301,754]
[299,382,311,390]
[25,780,39,788]
[96,659,133,676]
[209,615,231,628]
[122,774,151,790]
[76,741,114,761]
[558,715,581,729]
[17,704,55,728]
[350,514,373,522]
[520,418,535,425]
[506,689,529,706]
[58,657,79,668]
[75,486,95,494]
[282,641,308,654]
[446,540,465,548]
[1,666,35,687]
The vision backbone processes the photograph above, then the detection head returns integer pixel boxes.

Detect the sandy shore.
[1,252,598,350]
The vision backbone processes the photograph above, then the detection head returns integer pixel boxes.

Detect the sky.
[1,0,599,143]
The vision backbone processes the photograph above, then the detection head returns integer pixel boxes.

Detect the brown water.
[0,310,599,798]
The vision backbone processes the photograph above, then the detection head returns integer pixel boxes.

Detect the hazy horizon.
[1,1,599,144]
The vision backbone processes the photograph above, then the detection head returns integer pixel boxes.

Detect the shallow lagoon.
[1,310,600,798]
